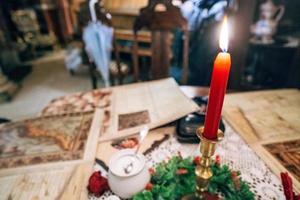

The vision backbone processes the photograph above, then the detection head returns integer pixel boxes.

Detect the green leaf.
[133,190,153,200]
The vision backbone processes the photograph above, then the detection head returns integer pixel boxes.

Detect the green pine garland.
[133,156,254,200]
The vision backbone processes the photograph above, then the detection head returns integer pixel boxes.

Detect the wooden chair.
[132,0,189,83]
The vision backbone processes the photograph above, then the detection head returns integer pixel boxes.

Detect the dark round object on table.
[0,118,10,124]
[176,96,225,143]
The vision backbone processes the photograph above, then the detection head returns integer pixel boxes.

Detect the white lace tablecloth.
[92,122,285,200]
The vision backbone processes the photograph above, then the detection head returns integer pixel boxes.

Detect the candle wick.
[221,48,227,53]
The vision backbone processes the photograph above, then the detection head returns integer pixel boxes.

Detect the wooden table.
[96,88,295,199]
[1,84,299,199]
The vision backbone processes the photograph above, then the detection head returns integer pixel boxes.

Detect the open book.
[98,78,199,141]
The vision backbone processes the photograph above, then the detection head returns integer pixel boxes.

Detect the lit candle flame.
[219,16,229,52]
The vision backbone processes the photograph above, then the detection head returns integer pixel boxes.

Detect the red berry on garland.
[149,167,156,175]
[177,151,183,158]
[176,168,188,175]
[87,171,109,196]
[145,182,153,191]
[215,155,221,165]
[231,171,241,191]
[194,156,201,165]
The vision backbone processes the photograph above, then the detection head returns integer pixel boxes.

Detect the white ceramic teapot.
[251,0,285,43]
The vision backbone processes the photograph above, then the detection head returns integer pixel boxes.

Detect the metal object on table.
[176,96,225,143]
[124,126,149,174]
[182,126,224,200]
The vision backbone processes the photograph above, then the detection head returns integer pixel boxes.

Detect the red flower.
[87,171,109,196]
[176,168,188,175]
[145,182,153,191]
[194,156,201,165]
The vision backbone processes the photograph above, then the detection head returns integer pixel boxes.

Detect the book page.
[99,78,199,141]
[224,89,300,193]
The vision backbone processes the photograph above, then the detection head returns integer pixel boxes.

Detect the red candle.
[203,17,231,140]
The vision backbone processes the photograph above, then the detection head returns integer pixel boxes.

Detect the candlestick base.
[182,126,224,200]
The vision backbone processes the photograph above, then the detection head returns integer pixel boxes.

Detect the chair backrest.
[133,0,189,83]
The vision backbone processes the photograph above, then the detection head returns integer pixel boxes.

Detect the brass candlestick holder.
[183,126,224,200]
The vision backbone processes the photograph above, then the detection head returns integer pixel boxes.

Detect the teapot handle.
[275,5,285,22]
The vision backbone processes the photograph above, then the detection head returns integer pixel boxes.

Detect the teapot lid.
[109,149,146,177]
